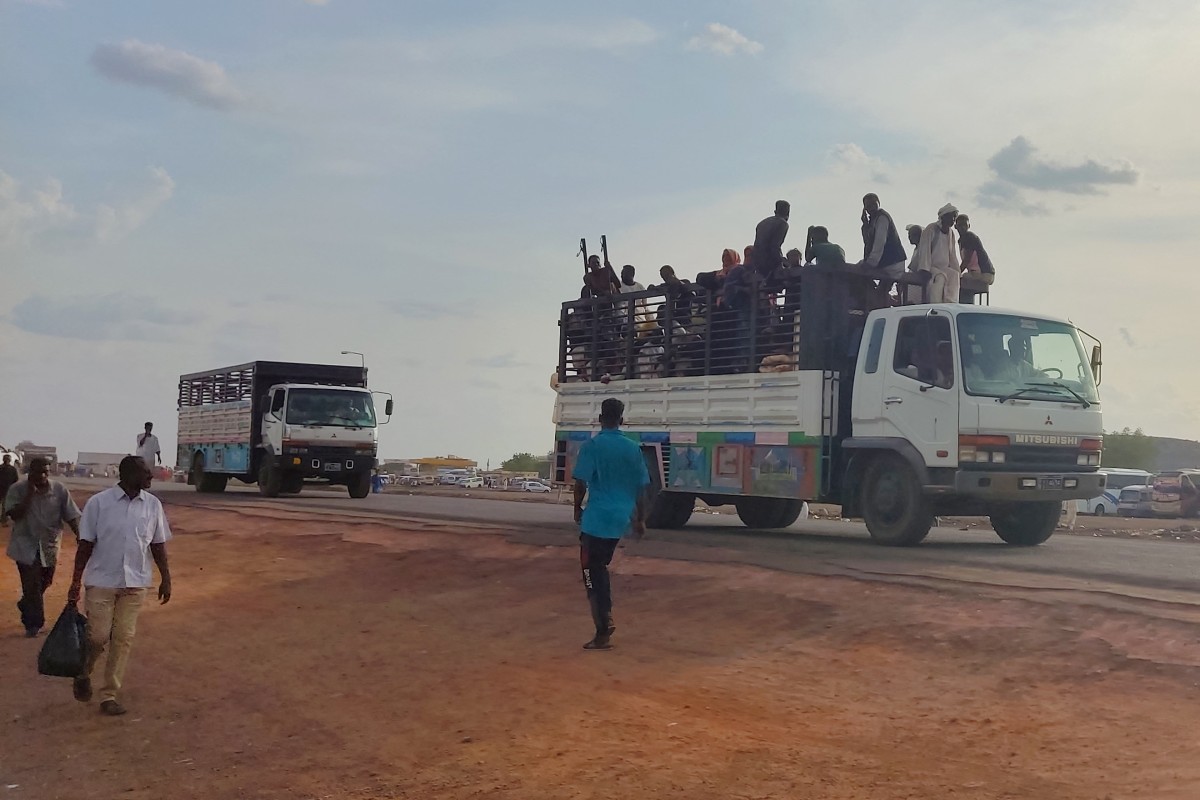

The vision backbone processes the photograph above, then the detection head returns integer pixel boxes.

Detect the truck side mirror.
[385,399,394,416]
[1090,345,1102,385]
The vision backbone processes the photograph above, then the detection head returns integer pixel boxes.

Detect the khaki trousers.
[83,587,148,703]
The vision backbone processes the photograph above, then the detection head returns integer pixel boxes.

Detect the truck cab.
[259,383,383,497]
[841,304,1104,544]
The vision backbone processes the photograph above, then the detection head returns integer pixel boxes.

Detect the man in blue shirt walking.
[572,398,650,650]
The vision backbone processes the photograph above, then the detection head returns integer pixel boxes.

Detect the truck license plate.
[1040,476,1063,490]
[324,463,342,472]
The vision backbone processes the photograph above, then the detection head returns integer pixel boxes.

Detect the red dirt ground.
[3,502,1200,799]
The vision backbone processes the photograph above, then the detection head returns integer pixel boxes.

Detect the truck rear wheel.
[990,501,1059,546]
[861,454,933,546]
[735,497,804,529]
[646,492,694,529]
[258,458,282,498]
[348,471,371,499]
[193,455,227,493]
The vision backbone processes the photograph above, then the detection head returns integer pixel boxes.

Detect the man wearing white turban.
[914,203,962,303]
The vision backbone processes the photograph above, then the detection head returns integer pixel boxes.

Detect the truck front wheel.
[348,471,371,499]
[861,454,934,546]
[990,501,1059,546]
[258,458,283,498]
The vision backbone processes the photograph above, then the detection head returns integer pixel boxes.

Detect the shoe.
[583,634,612,651]
[99,700,127,717]
[73,677,92,702]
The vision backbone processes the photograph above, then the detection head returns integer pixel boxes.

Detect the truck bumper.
[944,470,1104,501]
[279,450,375,479]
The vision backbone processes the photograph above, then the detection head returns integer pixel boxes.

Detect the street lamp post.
[340,350,365,369]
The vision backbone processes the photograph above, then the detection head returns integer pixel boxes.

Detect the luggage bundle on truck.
[177,361,393,499]
[553,265,1105,546]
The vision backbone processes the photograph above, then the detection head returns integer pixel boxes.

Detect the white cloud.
[0,167,174,246]
[95,167,176,243]
[90,40,247,110]
[0,171,78,245]
[827,143,890,184]
[686,23,763,57]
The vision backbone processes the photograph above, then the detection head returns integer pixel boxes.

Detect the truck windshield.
[957,313,1099,404]
[285,389,376,428]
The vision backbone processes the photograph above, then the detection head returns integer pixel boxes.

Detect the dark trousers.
[579,533,619,636]
[16,561,55,633]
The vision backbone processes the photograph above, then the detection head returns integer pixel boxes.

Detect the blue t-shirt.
[572,428,650,539]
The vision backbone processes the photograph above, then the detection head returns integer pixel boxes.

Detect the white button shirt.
[79,486,172,589]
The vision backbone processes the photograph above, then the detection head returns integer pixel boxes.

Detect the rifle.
[600,235,620,292]
[579,238,589,276]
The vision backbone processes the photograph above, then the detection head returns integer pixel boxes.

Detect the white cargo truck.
[178,361,393,498]
[553,267,1104,545]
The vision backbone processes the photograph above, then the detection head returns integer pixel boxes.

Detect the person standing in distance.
[572,398,649,651]
[750,200,790,276]
[0,454,18,525]
[136,422,161,470]
[67,455,172,717]
[3,457,82,637]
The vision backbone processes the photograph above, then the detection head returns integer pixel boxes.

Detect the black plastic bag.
[38,604,88,678]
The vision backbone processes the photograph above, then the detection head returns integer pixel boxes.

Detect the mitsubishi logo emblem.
[1044,415,1054,426]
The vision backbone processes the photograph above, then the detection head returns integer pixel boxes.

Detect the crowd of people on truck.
[564,193,997,381]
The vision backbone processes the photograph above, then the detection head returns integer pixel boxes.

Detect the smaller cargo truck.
[177,361,393,499]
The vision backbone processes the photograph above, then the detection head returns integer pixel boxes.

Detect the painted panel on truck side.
[669,445,709,490]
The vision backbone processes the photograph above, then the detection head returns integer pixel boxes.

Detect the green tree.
[1103,427,1157,471]
[501,452,542,472]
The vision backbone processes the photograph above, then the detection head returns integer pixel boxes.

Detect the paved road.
[74,479,1200,605]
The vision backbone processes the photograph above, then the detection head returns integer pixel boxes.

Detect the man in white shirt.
[914,204,962,303]
[67,455,172,717]
[135,422,160,468]
[616,264,650,330]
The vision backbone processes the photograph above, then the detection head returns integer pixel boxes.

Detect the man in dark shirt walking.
[750,200,790,276]
[3,457,82,636]
[572,398,650,651]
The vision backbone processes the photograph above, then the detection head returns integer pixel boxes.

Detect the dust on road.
[3,502,1200,799]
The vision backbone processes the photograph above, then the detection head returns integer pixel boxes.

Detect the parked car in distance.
[458,476,484,489]
[522,480,552,493]
[396,476,421,486]
[440,474,462,485]
[419,475,436,485]
[1118,485,1154,518]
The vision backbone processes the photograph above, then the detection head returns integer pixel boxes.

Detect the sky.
[2,0,1198,468]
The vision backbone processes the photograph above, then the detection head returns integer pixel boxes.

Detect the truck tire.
[258,458,283,498]
[860,454,934,546]
[282,474,303,495]
[348,471,371,499]
[990,501,1059,546]
[735,497,804,529]
[192,455,228,493]
[646,492,694,529]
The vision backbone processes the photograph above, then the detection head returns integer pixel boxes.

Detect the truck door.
[879,312,959,469]
[262,388,286,450]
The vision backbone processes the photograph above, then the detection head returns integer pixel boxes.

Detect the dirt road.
[4,501,1200,799]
